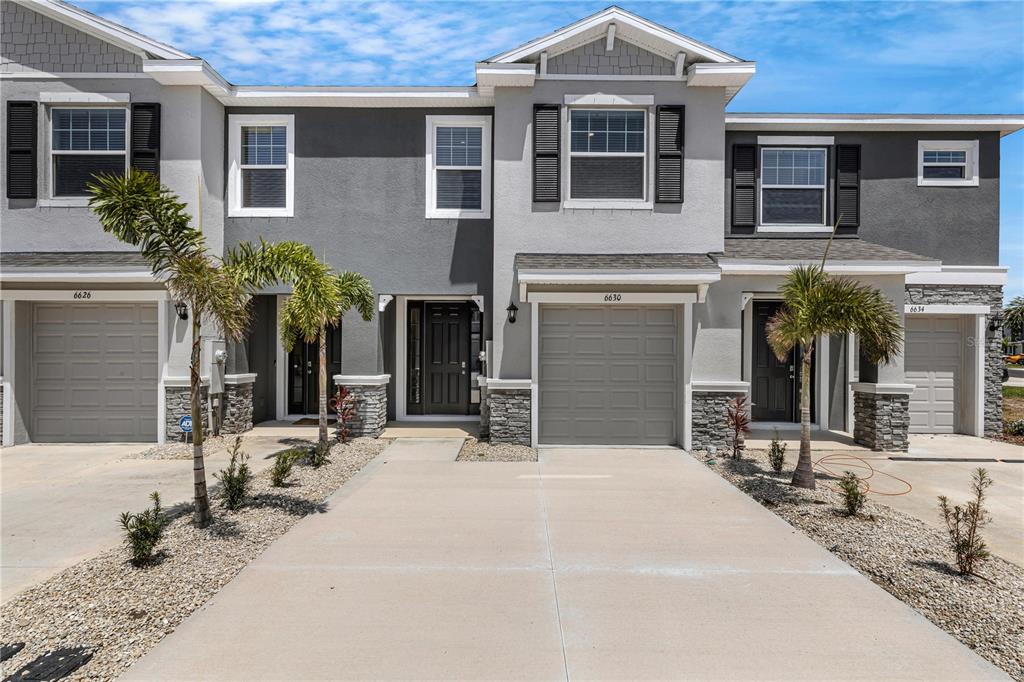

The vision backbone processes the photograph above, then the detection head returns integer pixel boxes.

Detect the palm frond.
[766,305,801,362]
[1004,296,1024,336]
[223,239,320,291]
[165,255,251,342]
[336,271,375,322]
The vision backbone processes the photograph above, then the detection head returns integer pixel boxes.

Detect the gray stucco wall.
[1,1,142,74]
[223,107,494,377]
[491,81,726,378]
[545,37,675,76]
[724,131,1001,265]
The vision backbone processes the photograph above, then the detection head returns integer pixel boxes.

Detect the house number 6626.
[73,291,92,299]
[603,293,622,302]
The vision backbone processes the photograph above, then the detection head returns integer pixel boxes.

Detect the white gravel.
[456,437,537,462]
[128,435,229,460]
[0,437,390,681]
[696,449,1024,680]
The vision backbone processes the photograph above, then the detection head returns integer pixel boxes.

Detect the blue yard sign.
[178,415,193,434]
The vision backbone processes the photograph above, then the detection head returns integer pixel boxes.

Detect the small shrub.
[837,472,867,516]
[119,491,168,566]
[270,448,303,487]
[215,436,252,510]
[1004,419,1024,437]
[725,395,751,459]
[938,468,993,576]
[767,430,787,473]
[309,441,331,468]
[335,386,360,443]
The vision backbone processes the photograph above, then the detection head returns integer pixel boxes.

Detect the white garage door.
[31,302,158,442]
[538,305,677,445]
[906,316,961,434]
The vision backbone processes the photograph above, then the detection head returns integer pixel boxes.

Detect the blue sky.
[85,0,1024,299]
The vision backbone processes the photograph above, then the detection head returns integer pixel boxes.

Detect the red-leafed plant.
[726,395,752,459]
[334,386,360,444]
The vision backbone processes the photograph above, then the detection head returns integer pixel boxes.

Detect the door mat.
[291,418,338,426]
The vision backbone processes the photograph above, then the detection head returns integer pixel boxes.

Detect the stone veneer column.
[690,389,747,453]
[334,375,389,438]
[478,382,490,440]
[164,380,209,442]
[220,374,255,435]
[487,381,531,445]
[851,383,913,452]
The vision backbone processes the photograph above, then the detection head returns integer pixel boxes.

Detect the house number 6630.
[603,293,622,302]
[73,291,92,299]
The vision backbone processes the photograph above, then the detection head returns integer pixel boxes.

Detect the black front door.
[752,302,795,422]
[423,302,470,415]
[287,326,342,415]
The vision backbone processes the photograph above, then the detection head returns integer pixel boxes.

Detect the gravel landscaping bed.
[128,435,229,460]
[456,437,538,462]
[0,437,390,681]
[696,449,1024,680]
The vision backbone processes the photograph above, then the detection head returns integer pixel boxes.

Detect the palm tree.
[89,170,315,525]
[1004,296,1024,340]
[766,238,903,489]
[279,262,374,446]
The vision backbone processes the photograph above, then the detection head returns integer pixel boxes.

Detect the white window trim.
[758,146,828,231]
[563,106,653,209]
[228,114,295,218]
[917,139,978,187]
[48,105,129,201]
[424,115,491,219]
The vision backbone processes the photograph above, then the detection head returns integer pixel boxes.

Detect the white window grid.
[918,140,978,187]
[759,146,827,228]
[227,114,295,218]
[424,115,491,219]
[49,106,129,198]
[566,107,648,204]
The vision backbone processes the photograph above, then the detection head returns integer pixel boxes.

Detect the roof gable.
[486,6,742,65]
[546,36,676,76]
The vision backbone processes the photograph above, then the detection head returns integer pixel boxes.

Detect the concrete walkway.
[124,443,1002,681]
[0,432,297,602]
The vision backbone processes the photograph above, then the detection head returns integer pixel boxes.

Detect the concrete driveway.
[125,444,1001,681]
[0,433,295,602]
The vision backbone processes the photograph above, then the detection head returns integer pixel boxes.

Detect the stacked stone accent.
[546,37,675,76]
[488,389,531,445]
[853,391,910,452]
[0,384,4,444]
[1,2,143,74]
[165,385,209,441]
[478,386,490,440]
[339,384,387,438]
[905,284,1003,437]
[691,391,744,453]
[220,382,254,435]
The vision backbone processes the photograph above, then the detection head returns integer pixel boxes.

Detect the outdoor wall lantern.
[174,300,189,321]
[506,302,519,324]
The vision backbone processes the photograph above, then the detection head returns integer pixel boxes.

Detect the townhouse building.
[2,0,1019,450]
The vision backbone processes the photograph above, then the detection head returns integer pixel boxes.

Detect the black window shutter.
[6,101,37,199]
[130,103,161,179]
[835,144,860,228]
[732,144,756,227]
[655,105,684,203]
[533,104,560,202]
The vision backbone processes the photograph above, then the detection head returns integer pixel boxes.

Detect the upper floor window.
[228,114,294,218]
[50,107,126,197]
[760,147,827,226]
[918,140,978,187]
[425,115,491,219]
[568,109,645,201]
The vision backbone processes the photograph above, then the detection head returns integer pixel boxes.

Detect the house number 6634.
[73,291,92,299]
[603,293,622,302]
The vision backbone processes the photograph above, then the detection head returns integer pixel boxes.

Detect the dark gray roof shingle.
[0,251,150,268]
[717,238,935,262]
[515,253,719,270]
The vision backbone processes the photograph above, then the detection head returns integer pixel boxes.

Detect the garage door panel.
[574,307,606,325]
[575,335,607,354]
[31,302,157,443]
[906,316,962,434]
[644,307,676,326]
[608,308,640,325]
[645,336,676,356]
[540,335,570,355]
[576,362,608,381]
[608,363,640,382]
[645,390,675,410]
[608,336,640,355]
[609,390,641,409]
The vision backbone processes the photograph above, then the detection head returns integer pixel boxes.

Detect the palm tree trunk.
[791,342,816,489]
[318,325,328,446]
[190,315,213,526]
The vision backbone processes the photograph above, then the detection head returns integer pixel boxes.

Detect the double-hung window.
[918,140,978,187]
[425,115,491,219]
[760,147,827,226]
[568,109,645,201]
[50,107,127,196]
[228,114,294,217]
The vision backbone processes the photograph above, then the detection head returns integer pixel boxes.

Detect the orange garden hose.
[812,453,914,496]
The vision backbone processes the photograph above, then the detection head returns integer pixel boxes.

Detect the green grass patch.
[1003,385,1024,399]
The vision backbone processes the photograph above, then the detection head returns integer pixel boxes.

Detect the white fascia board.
[905,304,990,315]
[717,260,942,275]
[225,86,492,108]
[143,59,232,94]
[486,7,741,65]
[475,63,536,87]
[905,265,1008,286]
[726,114,1024,137]
[686,62,756,87]
[518,270,721,285]
[16,0,192,60]
[0,269,158,284]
